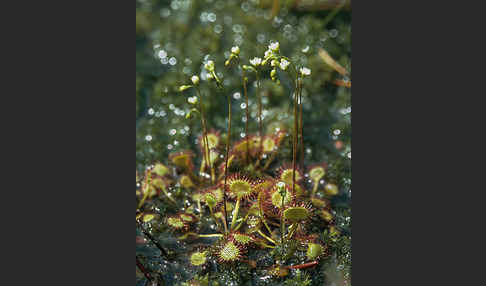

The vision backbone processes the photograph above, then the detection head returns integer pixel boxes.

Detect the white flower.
[191,75,200,85]
[279,59,290,70]
[188,96,198,104]
[300,67,311,76]
[231,46,240,55]
[204,60,215,72]
[268,41,279,52]
[264,49,272,59]
[249,57,262,66]
[206,72,214,80]
[271,60,278,67]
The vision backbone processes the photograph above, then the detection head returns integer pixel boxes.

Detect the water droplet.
[233,92,241,100]
[208,12,216,22]
[240,103,247,109]
[214,24,223,33]
[158,50,167,59]
[329,29,339,38]
[169,57,177,65]
[145,135,152,141]
[169,129,177,136]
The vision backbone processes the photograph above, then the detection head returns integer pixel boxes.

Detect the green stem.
[230,198,241,230]
[259,242,276,249]
[257,229,277,245]
[262,217,273,236]
[292,78,299,195]
[221,214,228,233]
[298,78,304,170]
[209,205,223,232]
[195,87,213,183]
[222,92,232,233]
[311,180,319,198]
[197,199,202,218]
[256,72,263,157]
[198,233,224,238]
[241,68,250,165]
[262,151,277,171]
[234,206,250,232]
[285,223,298,240]
[137,175,152,209]
[159,183,176,204]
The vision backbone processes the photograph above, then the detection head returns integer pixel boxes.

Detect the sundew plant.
[136,1,351,285]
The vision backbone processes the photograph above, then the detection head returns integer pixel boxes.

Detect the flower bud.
[204,60,215,72]
[187,96,198,105]
[179,85,192,92]
[231,46,240,55]
[300,67,311,76]
[191,75,199,85]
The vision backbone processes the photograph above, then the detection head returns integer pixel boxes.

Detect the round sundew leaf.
[143,184,157,197]
[294,184,304,197]
[306,243,323,260]
[232,233,253,245]
[180,175,194,188]
[229,180,253,199]
[283,206,310,222]
[151,178,165,189]
[311,198,328,208]
[142,214,156,222]
[262,137,275,152]
[309,166,325,182]
[324,183,339,196]
[190,251,207,266]
[224,201,234,212]
[218,241,241,262]
[192,193,202,201]
[211,188,224,203]
[153,163,169,177]
[180,214,194,222]
[233,139,250,153]
[167,217,185,229]
[254,180,273,193]
[280,169,302,185]
[271,189,292,208]
[204,193,217,208]
[320,209,333,222]
[205,133,219,149]
[170,153,192,169]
